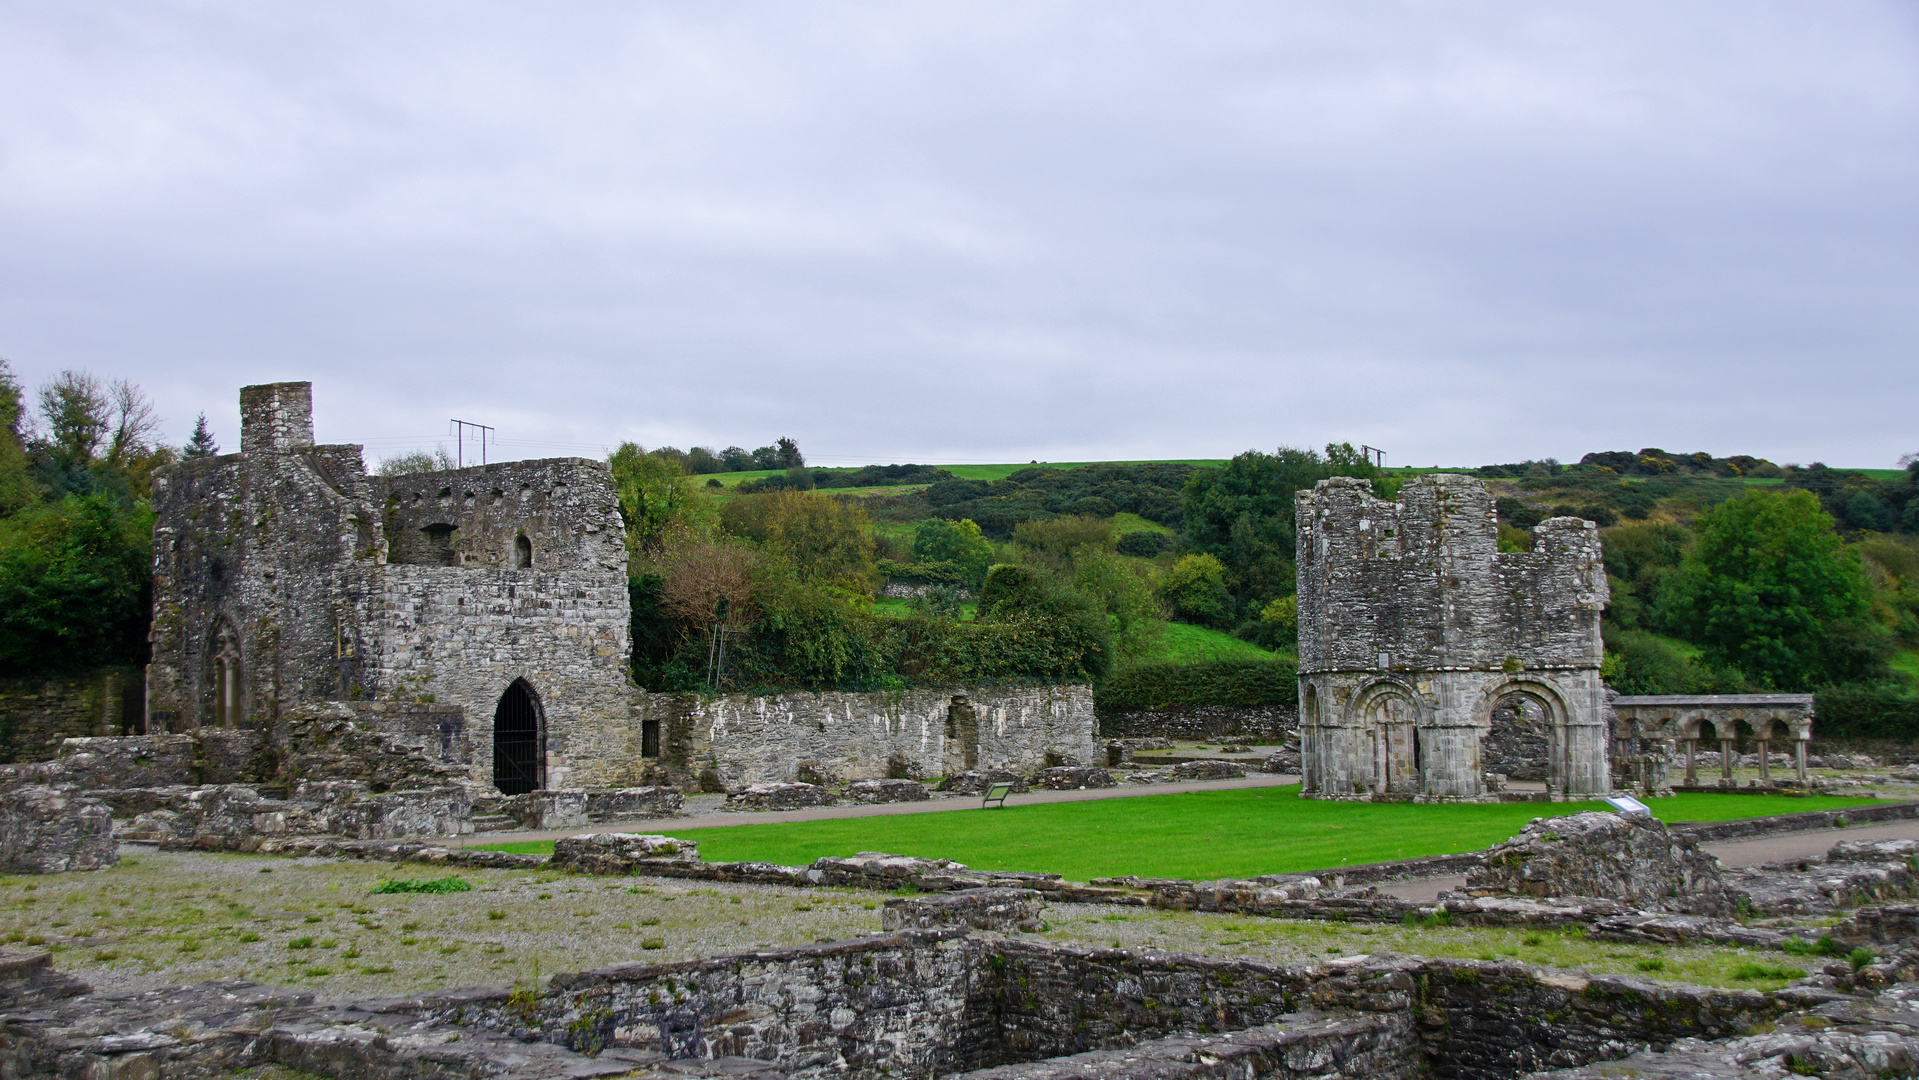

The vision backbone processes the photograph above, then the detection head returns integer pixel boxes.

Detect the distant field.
[1147,622,1281,664]
[1890,649,1919,687]
[1111,512,1172,536]
[480,787,1879,882]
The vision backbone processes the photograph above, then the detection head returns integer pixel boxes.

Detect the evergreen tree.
[183,412,219,458]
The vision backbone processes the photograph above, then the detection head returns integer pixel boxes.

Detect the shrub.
[1116,531,1172,558]
[1814,685,1919,741]
[1157,554,1232,628]
[1097,657,1299,715]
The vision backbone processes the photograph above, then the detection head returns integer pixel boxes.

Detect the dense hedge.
[1096,657,1299,716]
[1812,685,1919,742]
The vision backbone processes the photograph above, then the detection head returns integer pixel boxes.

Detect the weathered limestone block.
[1586,912,1785,949]
[1830,838,1919,863]
[1033,766,1116,790]
[501,787,684,829]
[938,769,1029,795]
[0,949,88,1009]
[1726,858,1919,917]
[302,782,475,839]
[1833,904,1919,946]
[725,782,835,811]
[881,887,1044,933]
[1464,811,1735,915]
[53,735,202,788]
[950,1013,1423,1080]
[548,832,700,875]
[1262,751,1301,774]
[0,785,116,873]
[808,851,971,886]
[848,778,929,804]
[1173,760,1246,780]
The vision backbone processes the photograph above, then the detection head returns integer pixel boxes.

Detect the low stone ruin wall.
[652,683,1098,788]
[4,931,1875,1080]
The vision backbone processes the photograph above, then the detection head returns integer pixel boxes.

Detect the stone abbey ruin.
[1296,473,1816,802]
[143,381,1093,801]
[16,380,1919,1080]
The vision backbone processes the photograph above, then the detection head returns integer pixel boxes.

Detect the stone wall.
[0,668,143,763]
[640,684,1098,788]
[0,930,1853,1080]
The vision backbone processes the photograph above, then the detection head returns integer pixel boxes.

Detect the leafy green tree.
[1010,515,1112,558]
[182,413,220,459]
[775,437,804,468]
[727,490,875,590]
[610,442,716,559]
[1068,547,1163,664]
[911,518,995,588]
[376,446,458,475]
[1179,444,1379,619]
[1157,553,1232,628]
[1659,489,1882,689]
[0,493,153,675]
[0,360,34,518]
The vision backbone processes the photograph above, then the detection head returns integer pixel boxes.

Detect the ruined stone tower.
[1294,474,1611,801]
[146,382,639,792]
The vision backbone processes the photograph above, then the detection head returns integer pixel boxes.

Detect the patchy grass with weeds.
[0,849,1823,999]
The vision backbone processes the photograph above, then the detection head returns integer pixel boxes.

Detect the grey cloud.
[0,2,1913,468]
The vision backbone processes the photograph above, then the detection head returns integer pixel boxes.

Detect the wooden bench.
[981,782,1014,809]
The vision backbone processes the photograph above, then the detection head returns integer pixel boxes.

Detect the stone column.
[1796,739,1808,787]
[1720,738,1735,786]
[1684,738,1698,787]
[1756,739,1771,784]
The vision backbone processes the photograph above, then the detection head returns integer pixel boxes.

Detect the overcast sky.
[2,3,1915,470]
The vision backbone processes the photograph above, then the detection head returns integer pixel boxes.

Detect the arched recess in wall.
[1485,689,1552,782]
[492,678,546,795]
[205,619,246,730]
[1480,680,1571,792]
[1350,680,1425,795]
[514,532,532,569]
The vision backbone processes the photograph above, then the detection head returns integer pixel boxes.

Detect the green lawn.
[481,787,1880,882]
[1146,622,1283,664]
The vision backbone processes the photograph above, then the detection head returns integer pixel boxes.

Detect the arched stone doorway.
[1480,681,1581,795]
[492,679,545,795]
[1353,682,1423,795]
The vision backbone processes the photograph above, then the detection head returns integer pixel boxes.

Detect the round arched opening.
[1486,691,1551,782]
[492,679,545,795]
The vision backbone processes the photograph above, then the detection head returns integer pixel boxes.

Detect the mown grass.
[480,787,1879,882]
[1143,622,1283,664]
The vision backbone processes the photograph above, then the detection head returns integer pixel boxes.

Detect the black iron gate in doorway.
[492,679,544,795]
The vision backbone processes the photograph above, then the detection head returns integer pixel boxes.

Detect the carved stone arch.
[1481,678,1577,794]
[1350,678,1428,795]
[205,617,247,730]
